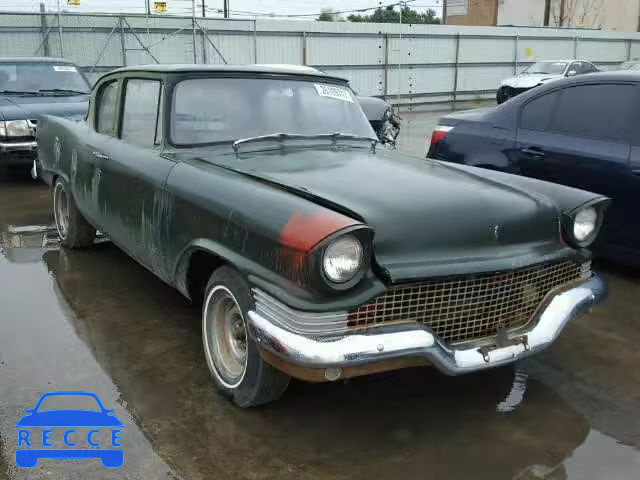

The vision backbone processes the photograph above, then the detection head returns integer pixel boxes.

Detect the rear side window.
[121,79,162,146]
[553,84,635,142]
[96,81,118,136]
[519,90,561,131]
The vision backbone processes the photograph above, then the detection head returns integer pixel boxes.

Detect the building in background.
[443,0,640,31]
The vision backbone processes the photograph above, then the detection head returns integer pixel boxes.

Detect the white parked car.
[496,60,599,104]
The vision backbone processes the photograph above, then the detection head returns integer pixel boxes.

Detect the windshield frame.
[167,73,371,149]
[522,61,569,76]
[0,61,91,95]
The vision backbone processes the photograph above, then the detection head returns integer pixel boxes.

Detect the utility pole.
[223,0,229,18]
[201,0,206,17]
[192,0,197,62]
[56,0,64,57]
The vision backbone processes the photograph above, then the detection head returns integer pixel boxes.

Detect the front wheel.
[202,267,290,407]
[52,177,96,248]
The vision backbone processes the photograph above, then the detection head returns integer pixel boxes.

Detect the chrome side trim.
[247,274,606,375]
[252,288,349,336]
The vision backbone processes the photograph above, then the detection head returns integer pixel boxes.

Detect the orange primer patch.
[279,211,359,252]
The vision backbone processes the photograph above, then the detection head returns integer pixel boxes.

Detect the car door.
[94,75,176,277]
[515,82,637,251]
[78,78,120,225]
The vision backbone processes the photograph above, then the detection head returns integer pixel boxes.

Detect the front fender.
[172,238,309,301]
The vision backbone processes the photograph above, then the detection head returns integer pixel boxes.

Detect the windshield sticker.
[53,65,77,72]
[314,84,353,103]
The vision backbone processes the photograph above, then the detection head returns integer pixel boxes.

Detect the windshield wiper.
[38,88,88,95]
[0,90,41,96]
[232,132,377,153]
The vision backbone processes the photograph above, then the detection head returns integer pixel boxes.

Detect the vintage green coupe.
[38,65,608,407]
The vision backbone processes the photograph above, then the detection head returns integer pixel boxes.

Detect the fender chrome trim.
[247,274,606,375]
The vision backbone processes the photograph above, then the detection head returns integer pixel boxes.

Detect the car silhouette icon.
[15,391,123,468]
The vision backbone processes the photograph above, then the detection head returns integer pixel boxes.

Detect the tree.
[347,6,440,24]
[317,9,341,22]
[551,0,603,28]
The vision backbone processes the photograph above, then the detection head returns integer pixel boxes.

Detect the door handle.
[92,151,110,160]
[520,147,545,158]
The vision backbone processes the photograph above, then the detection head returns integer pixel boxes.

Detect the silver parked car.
[497,59,599,104]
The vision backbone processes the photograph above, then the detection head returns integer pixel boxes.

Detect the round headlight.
[322,235,363,284]
[573,207,598,243]
[6,120,30,137]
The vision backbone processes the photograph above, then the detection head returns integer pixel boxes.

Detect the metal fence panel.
[577,39,628,62]
[256,34,301,64]
[0,12,639,105]
[516,38,575,62]
[458,37,514,63]
[457,65,514,92]
[308,35,385,66]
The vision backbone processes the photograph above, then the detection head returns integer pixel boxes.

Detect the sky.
[0,0,443,19]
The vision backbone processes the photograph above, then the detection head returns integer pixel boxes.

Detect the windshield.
[522,61,568,75]
[171,77,374,146]
[0,62,90,94]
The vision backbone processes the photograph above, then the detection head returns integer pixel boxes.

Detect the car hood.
[501,74,562,89]
[0,94,89,121]
[16,410,123,427]
[207,148,569,281]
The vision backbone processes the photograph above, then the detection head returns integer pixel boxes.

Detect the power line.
[205,1,442,18]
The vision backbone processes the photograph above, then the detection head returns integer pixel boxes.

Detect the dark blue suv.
[428,71,640,264]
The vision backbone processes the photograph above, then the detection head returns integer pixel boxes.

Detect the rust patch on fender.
[279,211,358,253]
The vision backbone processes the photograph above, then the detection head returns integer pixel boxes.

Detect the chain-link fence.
[0,12,229,84]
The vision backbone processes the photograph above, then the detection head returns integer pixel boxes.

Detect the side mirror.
[566,70,577,77]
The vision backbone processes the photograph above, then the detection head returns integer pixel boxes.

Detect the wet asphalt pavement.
[1,107,640,479]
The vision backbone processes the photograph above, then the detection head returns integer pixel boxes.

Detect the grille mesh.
[348,260,587,344]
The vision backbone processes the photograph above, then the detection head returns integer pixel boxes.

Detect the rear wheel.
[202,267,290,407]
[52,177,96,248]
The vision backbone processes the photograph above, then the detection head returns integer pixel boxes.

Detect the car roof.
[0,56,76,64]
[111,64,347,82]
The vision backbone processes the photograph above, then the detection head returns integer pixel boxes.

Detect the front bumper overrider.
[247,274,606,376]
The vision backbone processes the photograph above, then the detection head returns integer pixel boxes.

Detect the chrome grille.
[348,260,589,344]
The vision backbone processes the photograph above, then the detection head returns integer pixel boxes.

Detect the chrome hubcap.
[204,286,248,387]
[54,183,69,240]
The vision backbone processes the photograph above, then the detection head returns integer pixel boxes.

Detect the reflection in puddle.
[497,368,528,413]
[1,224,60,263]
[38,246,597,480]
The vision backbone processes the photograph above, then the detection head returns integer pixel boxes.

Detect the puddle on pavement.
[1,179,639,480]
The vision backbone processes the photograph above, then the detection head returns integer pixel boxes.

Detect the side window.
[583,63,598,73]
[519,90,561,131]
[553,84,635,142]
[96,81,118,136]
[121,79,162,147]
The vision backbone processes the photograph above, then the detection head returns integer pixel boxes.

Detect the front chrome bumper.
[0,140,37,152]
[248,274,606,375]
